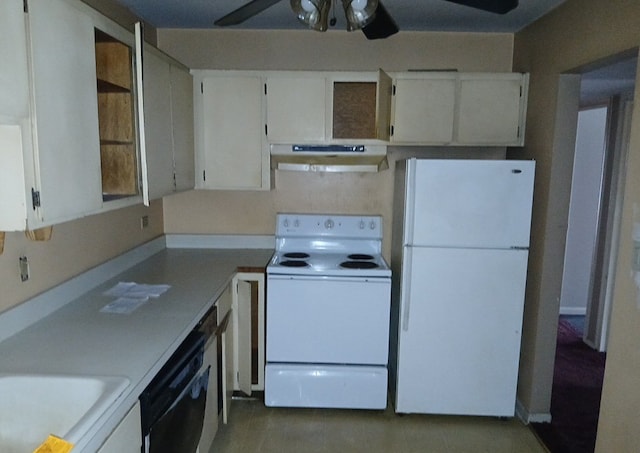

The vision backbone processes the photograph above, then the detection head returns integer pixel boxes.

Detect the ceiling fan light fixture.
[291,0,331,31]
[342,0,378,31]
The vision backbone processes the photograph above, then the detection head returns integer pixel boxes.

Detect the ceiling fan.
[214,0,519,40]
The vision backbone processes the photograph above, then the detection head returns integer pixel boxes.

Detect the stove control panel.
[276,213,382,239]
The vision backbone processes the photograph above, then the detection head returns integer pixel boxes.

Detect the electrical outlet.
[140,215,149,229]
[19,256,29,282]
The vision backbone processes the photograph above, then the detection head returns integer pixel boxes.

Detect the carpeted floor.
[532,318,606,453]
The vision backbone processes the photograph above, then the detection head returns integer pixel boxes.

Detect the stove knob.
[324,219,334,229]
[283,219,289,228]
[370,220,377,230]
[359,220,365,229]
[294,219,300,227]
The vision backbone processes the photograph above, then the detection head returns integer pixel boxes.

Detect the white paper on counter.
[100,297,149,314]
[103,282,171,299]
[101,282,172,314]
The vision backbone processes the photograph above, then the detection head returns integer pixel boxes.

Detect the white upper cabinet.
[195,71,269,190]
[390,74,457,144]
[456,73,527,146]
[141,45,194,200]
[0,0,30,122]
[266,74,327,144]
[22,0,104,228]
[390,72,528,146]
[0,0,31,231]
[0,0,195,230]
[265,71,392,144]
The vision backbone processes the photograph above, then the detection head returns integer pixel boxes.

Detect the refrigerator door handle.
[401,246,413,332]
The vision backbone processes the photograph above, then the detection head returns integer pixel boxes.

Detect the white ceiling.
[112,0,567,33]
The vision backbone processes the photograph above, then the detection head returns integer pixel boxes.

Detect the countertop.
[0,245,273,452]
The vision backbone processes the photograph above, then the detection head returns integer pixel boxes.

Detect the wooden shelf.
[100,143,138,196]
[94,28,139,199]
[97,78,130,93]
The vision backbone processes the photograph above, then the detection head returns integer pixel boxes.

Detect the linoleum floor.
[208,399,549,453]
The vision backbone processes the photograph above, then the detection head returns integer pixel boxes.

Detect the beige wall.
[157,29,515,260]
[163,148,505,259]
[0,202,163,314]
[513,0,640,449]
[157,29,514,72]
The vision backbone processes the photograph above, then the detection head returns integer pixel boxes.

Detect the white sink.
[0,373,129,453]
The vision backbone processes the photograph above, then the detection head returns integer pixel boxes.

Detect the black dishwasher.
[139,331,209,453]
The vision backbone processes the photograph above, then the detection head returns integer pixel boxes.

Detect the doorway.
[536,53,636,453]
[561,55,636,352]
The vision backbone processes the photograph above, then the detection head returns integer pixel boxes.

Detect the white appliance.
[265,213,391,409]
[390,158,535,417]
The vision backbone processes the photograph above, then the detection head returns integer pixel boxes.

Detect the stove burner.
[283,252,310,259]
[348,254,375,261]
[340,261,379,269]
[280,260,309,267]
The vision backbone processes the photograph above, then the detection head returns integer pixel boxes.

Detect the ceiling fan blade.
[443,0,518,15]
[362,2,399,40]
[214,0,283,26]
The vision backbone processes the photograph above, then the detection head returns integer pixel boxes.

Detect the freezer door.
[406,159,535,248]
[395,246,528,416]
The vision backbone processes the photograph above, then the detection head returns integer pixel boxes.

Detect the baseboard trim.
[515,399,552,424]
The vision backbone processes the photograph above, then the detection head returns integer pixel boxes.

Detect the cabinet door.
[234,279,252,396]
[266,75,326,143]
[27,0,103,225]
[198,336,219,453]
[222,309,234,424]
[199,74,268,190]
[142,46,175,200]
[376,69,393,141]
[96,401,141,453]
[456,74,527,146]
[0,1,30,231]
[0,0,30,121]
[391,75,456,144]
[170,65,195,193]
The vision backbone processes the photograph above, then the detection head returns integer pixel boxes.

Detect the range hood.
[270,144,388,172]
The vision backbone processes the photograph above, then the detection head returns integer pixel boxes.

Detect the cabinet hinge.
[392,85,396,96]
[264,83,267,95]
[31,188,40,210]
[390,125,394,136]
[23,0,28,13]
[173,172,177,190]
[202,170,206,182]
[201,82,204,94]
[264,124,268,136]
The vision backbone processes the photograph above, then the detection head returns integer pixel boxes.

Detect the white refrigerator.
[390,158,535,417]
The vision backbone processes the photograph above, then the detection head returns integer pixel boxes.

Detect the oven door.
[266,275,391,365]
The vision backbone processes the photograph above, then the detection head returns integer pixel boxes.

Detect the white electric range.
[265,213,391,410]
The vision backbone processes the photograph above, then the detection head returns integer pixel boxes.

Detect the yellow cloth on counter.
[32,434,74,453]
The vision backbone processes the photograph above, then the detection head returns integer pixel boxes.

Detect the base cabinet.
[233,272,265,394]
[96,401,141,453]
